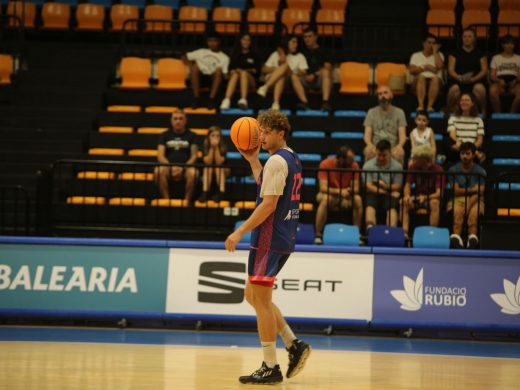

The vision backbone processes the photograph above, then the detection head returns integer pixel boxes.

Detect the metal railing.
[0,185,31,235]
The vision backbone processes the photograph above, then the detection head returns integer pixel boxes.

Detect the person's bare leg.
[321,67,332,101]
[155,166,170,199]
[473,83,487,115]
[184,167,196,202]
[401,200,410,236]
[511,84,520,113]
[265,64,288,90]
[365,205,376,230]
[210,68,223,99]
[353,194,363,230]
[452,205,464,236]
[202,167,212,192]
[387,208,398,227]
[416,75,426,109]
[190,62,201,98]
[427,77,441,110]
[224,71,239,100]
[429,198,440,227]
[273,75,286,106]
[447,84,461,113]
[489,82,502,113]
[314,195,329,237]
[290,73,308,103]
[240,70,250,100]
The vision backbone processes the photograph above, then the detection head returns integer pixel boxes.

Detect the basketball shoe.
[286,339,311,378]
[238,362,283,384]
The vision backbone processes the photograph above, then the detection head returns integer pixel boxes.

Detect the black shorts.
[366,193,400,211]
[248,249,290,287]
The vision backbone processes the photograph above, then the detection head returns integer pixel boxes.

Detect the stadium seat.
[339,62,371,94]
[137,127,168,134]
[156,58,187,90]
[375,62,407,94]
[151,199,189,207]
[320,0,348,10]
[76,3,105,31]
[0,55,14,85]
[234,220,251,243]
[42,2,71,29]
[7,1,37,28]
[252,0,280,9]
[498,10,520,36]
[144,5,173,32]
[67,196,106,205]
[99,126,134,133]
[119,172,155,181]
[213,7,241,34]
[291,131,326,138]
[461,10,491,38]
[107,105,141,112]
[463,0,491,10]
[178,6,208,33]
[281,8,311,35]
[119,57,152,89]
[330,131,363,139]
[426,9,456,38]
[144,106,178,113]
[110,4,139,31]
[367,225,405,247]
[247,8,276,35]
[412,226,450,249]
[88,148,125,156]
[316,9,344,36]
[323,223,359,246]
[195,200,231,208]
[128,149,158,157]
[109,197,146,206]
[296,223,315,244]
[77,172,115,179]
[235,201,256,209]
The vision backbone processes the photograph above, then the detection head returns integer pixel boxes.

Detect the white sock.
[261,341,277,368]
[279,325,297,348]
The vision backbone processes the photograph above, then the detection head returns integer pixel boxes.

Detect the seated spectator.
[363,140,403,231]
[409,110,437,167]
[447,28,488,114]
[447,142,486,249]
[408,33,445,112]
[186,33,230,109]
[446,92,485,164]
[489,34,520,114]
[198,126,228,202]
[401,145,444,239]
[363,86,407,164]
[301,27,333,112]
[314,145,363,245]
[256,36,309,111]
[220,34,261,110]
[155,110,199,202]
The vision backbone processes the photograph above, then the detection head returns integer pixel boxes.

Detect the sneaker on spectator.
[450,234,464,249]
[467,234,479,249]
[207,99,216,110]
[220,98,231,110]
[237,98,248,109]
[296,102,310,111]
[257,85,267,97]
[271,101,280,110]
[314,236,323,245]
[321,101,332,112]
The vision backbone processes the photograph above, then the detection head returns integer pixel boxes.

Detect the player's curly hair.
[257,109,291,139]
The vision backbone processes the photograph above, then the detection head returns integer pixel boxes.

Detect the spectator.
[363,85,407,164]
[489,34,520,114]
[257,36,309,111]
[447,28,488,114]
[314,145,363,245]
[447,142,486,249]
[409,110,437,167]
[446,92,485,164]
[401,144,444,240]
[155,110,199,202]
[186,33,230,109]
[363,140,403,231]
[220,34,261,110]
[301,27,333,112]
[408,33,445,112]
[198,126,228,202]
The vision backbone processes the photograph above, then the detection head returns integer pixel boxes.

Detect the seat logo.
[198,262,246,304]
[490,276,520,315]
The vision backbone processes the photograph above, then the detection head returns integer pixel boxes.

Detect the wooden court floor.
[2,338,520,390]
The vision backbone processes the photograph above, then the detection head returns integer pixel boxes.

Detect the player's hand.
[238,143,260,162]
[225,231,243,252]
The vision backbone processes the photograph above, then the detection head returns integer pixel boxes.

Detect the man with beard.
[314,145,363,245]
[363,85,407,164]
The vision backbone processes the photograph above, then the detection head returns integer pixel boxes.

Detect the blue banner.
[373,255,520,327]
[0,245,169,312]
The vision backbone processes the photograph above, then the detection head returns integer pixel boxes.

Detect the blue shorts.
[248,249,290,287]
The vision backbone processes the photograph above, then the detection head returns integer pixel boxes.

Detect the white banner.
[166,248,374,321]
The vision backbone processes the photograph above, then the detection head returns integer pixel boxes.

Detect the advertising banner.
[373,254,520,327]
[0,244,169,312]
[166,248,374,320]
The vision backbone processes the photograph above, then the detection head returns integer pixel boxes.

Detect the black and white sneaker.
[450,234,464,249]
[238,362,283,384]
[467,234,479,249]
[286,339,311,378]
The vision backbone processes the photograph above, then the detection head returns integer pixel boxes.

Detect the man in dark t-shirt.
[155,109,199,201]
[301,27,333,112]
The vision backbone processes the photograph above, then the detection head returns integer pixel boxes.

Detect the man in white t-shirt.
[409,33,445,112]
[489,34,520,113]
[186,33,230,109]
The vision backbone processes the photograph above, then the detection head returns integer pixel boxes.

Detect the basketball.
[230,117,260,151]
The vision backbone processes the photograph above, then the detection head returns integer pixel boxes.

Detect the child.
[409,110,436,167]
[198,126,228,202]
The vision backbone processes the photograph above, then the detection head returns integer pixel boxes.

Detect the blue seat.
[186,0,213,9]
[221,129,230,136]
[220,0,247,10]
[334,110,366,117]
[493,158,520,166]
[292,131,326,138]
[234,220,251,244]
[330,132,363,139]
[323,223,359,246]
[296,110,329,117]
[434,134,443,141]
[367,225,405,247]
[303,177,316,186]
[491,113,520,119]
[498,182,520,191]
[410,111,445,119]
[492,135,520,142]
[298,153,321,161]
[154,0,181,9]
[226,151,242,160]
[412,226,450,249]
[296,223,315,244]
[259,108,292,116]
[220,108,254,115]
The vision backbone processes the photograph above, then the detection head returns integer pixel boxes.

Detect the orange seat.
[498,10,520,36]
[247,8,276,35]
[137,127,168,134]
[109,197,146,206]
[300,203,313,211]
[195,200,231,208]
[287,0,313,9]
[375,62,407,94]
[0,54,14,85]
[463,0,491,10]
[119,57,152,89]
[107,105,141,112]
[67,196,105,205]
[339,62,370,94]
[128,149,158,157]
[151,199,189,207]
[144,5,173,32]
[235,201,256,209]
[316,9,344,36]
[7,1,37,28]
[320,0,348,10]
[183,107,216,114]
[144,106,178,113]
[498,0,519,10]
[428,0,456,10]
[88,148,125,156]
[252,0,280,9]
[42,2,71,29]
[461,10,491,38]
[281,8,311,35]
[178,6,208,34]
[426,9,456,38]
[99,126,134,133]
[156,58,187,90]
[212,7,241,34]
[111,4,139,31]
[119,172,155,181]
[76,3,105,31]
[77,171,115,180]
[498,208,520,217]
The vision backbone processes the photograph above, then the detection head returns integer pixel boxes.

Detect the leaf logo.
[391,268,424,311]
[490,276,520,315]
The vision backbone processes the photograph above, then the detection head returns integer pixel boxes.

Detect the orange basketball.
[230,117,260,151]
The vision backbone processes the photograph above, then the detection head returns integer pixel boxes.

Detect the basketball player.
[225,110,311,384]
